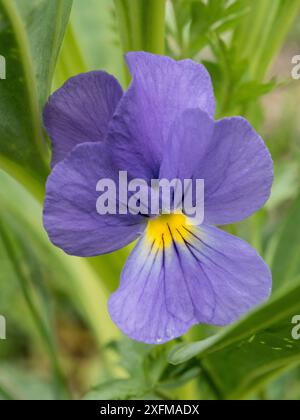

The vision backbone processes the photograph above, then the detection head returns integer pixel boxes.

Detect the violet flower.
[43,52,273,344]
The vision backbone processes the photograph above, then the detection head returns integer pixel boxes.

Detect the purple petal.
[185,224,272,326]
[108,221,271,344]
[44,71,123,167]
[160,109,273,224]
[107,52,215,180]
[204,117,273,224]
[43,142,146,257]
[159,108,215,180]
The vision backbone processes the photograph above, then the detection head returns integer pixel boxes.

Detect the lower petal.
[108,218,271,343]
[184,224,272,326]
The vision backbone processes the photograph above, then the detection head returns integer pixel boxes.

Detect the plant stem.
[142,0,166,54]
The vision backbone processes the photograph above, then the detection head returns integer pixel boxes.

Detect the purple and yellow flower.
[43,52,273,344]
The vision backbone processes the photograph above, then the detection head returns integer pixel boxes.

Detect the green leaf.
[53,24,86,90]
[168,280,300,399]
[0,201,71,399]
[0,0,72,198]
[232,80,277,105]
[171,0,193,33]
[232,0,300,80]
[54,0,126,87]
[83,379,147,400]
[265,161,299,211]
[103,338,201,400]
[114,0,166,83]
[0,363,56,400]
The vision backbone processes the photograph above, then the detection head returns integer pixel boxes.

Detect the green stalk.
[0,156,46,204]
[0,220,71,400]
[142,0,166,54]
[114,0,166,85]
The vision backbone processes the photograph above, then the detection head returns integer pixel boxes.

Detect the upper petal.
[107,52,215,180]
[159,108,215,180]
[108,217,271,344]
[44,71,123,167]
[43,142,146,257]
[160,109,273,225]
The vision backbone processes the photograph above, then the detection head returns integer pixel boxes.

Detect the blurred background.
[0,0,300,400]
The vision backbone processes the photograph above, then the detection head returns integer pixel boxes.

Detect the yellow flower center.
[146,213,192,249]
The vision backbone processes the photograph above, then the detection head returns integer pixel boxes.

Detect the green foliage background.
[0,0,300,400]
